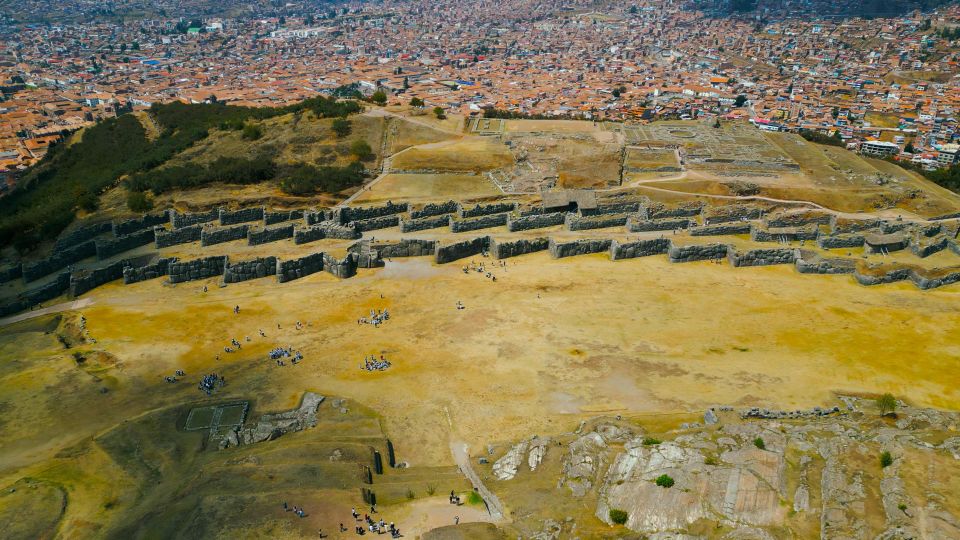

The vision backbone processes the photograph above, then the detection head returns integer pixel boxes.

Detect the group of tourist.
[358,308,390,327]
[164,369,186,383]
[281,501,307,519]
[269,346,303,366]
[345,507,401,537]
[362,355,392,372]
[198,373,224,395]
[462,260,497,282]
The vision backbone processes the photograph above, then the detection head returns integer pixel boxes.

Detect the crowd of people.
[362,355,392,372]
[346,507,401,537]
[198,373,225,395]
[462,260,499,282]
[269,346,303,366]
[358,308,390,327]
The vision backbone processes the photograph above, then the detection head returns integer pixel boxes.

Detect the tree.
[880,451,893,468]
[832,107,840,120]
[126,190,153,212]
[132,41,140,51]
[734,94,748,107]
[332,118,352,137]
[655,474,674,488]
[904,142,915,153]
[433,106,446,120]
[350,139,373,161]
[402,76,409,90]
[410,97,424,107]
[371,90,387,106]
[612,88,621,98]
[609,509,628,525]
[877,393,898,417]
[241,122,263,140]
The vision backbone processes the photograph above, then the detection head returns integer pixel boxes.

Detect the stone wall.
[794,251,856,274]
[915,223,942,238]
[376,239,438,258]
[411,200,458,219]
[0,264,22,284]
[854,266,913,286]
[668,243,729,263]
[96,228,155,260]
[0,272,71,317]
[123,258,176,284]
[352,215,400,232]
[223,256,278,283]
[248,224,294,246]
[70,259,130,296]
[751,226,819,242]
[293,222,360,244]
[609,238,671,260]
[911,236,949,258]
[645,202,703,219]
[548,238,612,258]
[490,237,549,259]
[435,236,490,264]
[451,213,508,233]
[201,225,249,247]
[765,211,831,228]
[703,205,764,224]
[169,256,228,284]
[817,234,865,249]
[627,217,690,232]
[459,202,516,218]
[690,222,752,236]
[829,216,879,235]
[323,252,358,278]
[54,222,113,252]
[911,269,960,290]
[878,221,908,234]
[507,212,566,232]
[155,225,202,248]
[305,210,332,226]
[293,225,326,245]
[581,202,641,216]
[220,207,264,225]
[172,209,219,229]
[277,252,325,283]
[23,240,97,282]
[113,211,169,236]
[864,233,909,254]
[728,248,797,267]
[400,215,451,233]
[337,201,408,224]
[566,214,628,231]
[264,209,305,225]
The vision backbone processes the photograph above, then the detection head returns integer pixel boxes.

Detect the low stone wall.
[703,205,764,224]
[221,207,264,225]
[668,243,729,263]
[435,236,490,264]
[645,202,703,219]
[817,234,865,249]
[293,222,361,244]
[911,236,949,258]
[0,264,22,284]
[459,202,516,218]
[915,223,942,238]
[264,209,305,225]
[911,268,960,290]
[352,215,400,232]
[728,248,797,267]
[852,263,960,290]
[581,202,641,216]
[566,214,628,231]
[376,239,437,258]
[201,225,249,247]
[451,213,508,233]
[411,201,458,219]
[690,222,752,237]
[96,228,155,260]
[70,259,130,296]
[293,225,326,245]
[169,256,228,284]
[548,238,611,258]
[490,237,549,259]
[123,258,176,284]
[401,215,451,233]
[829,216,879,235]
[223,256,278,283]
[155,225,201,248]
[765,211,830,228]
[507,212,565,232]
[751,226,818,243]
[794,251,856,274]
[627,217,690,232]
[248,224,294,246]
[854,266,913,286]
[114,211,169,236]
[54,222,113,252]
[337,201,408,224]
[0,272,71,317]
[277,252,325,283]
[304,210,332,226]
[323,253,358,278]
[879,221,909,234]
[23,240,97,282]
[609,238,671,260]
[172,209,219,229]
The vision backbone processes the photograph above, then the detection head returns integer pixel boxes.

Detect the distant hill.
[692,0,953,18]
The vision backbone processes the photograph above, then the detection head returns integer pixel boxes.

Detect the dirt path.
[393,497,496,538]
[0,298,93,327]
[443,406,505,520]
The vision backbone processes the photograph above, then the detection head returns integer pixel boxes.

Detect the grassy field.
[390,138,514,172]
[353,173,501,203]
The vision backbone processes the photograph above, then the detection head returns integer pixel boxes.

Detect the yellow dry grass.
[353,173,501,203]
[390,138,514,172]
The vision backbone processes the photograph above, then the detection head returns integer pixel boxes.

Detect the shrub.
[877,393,897,417]
[410,97,424,107]
[898,503,907,512]
[371,90,387,106]
[608,508,628,525]
[642,437,661,446]
[704,456,719,466]
[126,190,153,212]
[433,106,446,119]
[655,474,674,488]
[241,122,263,140]
[880,451,893,468]
[426,484,436,496]
[332,118,352,138]
[754,437,766,450]
[350,139,373,161]
[466,491,483,506]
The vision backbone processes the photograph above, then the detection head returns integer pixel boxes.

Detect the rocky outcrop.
[493,441,529,481]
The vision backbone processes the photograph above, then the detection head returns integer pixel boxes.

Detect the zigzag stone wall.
[277,252,325,283]
[549,238,612,258]
[690,222,752,236]
[646,203,703,219]
[490,237,549,259]
[609,238,671,260]
[352,215,400,232]
[155,225,201,248]
[581,202,641,216]
[70,259,130,296]
[248,224,294,246]
[401,215,451,233]
[459,202,516,218]
[795,251,856,274]
[221,207,264,225]
[223,257,278,283]
[627,217,690,232]
[704,205,764,224]
[323,253,358,278]
[818,234,865,249]
[114,211,169,236]
[507,212,566,232]
[264,209,305,225]
[201,225,249,246]
[293,222,360,244]
[54,222,113,252]
[411,201,458,219]
[123,258,176,284]
[376,239,438,258]
[0,272,71,317]
[169,256,227,284]
[728,248,797,267]
[451,213,508,233]
[566,214,628,231]
[96,229,155,260]
[435,236,490,264]
[23,240,97,282]
[337,201,408,224]
[172,209,219,229]
[751,226,818,242]
[668,243,729,263]
[0,264,22,284]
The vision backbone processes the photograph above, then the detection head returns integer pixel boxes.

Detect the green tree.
[904,142,915,153]
[350,139,373,161]
[655,474,674,488]
[371,90,387,106]
[877,393,897,417]
[241,122,263,140]
[126,190,153,212]
[132,41,140,51]
[734,94,748,107]
[332,118,352,137]
[433,106,446,120]
[612,88,622,98]
[880,450,893,468]
[609,508,628,525]
[410,97,424,107]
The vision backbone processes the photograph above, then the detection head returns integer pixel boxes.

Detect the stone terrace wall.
[911,236,949,258]
[728,248,797,267]
[0,272,71,317]
[113,211,169,236]
[304,210,331,226]
[581,202,641,216]
[376,239,438,258]
[293,222,360,244]
[223,256,278,283]
[794,251,856,274]
[337,201,408,224]
[627,217,690,232]
[248,224,294,246]
[0,264,22,284]
[609,238,671,260]
[401,215,451,233]
[490,237,549,259]
[123,258,176,284]
[323,253,358,278]
[435,236,490,264]
[690,222,752,236]
[411,201,458,219]
[645,202,703,219]
[765,211,831,228]
[352,215,400,232]
[293,226,326,245]
[668,243,729,263]
[264,209,305,225]
[566,214,628,231]
[70,259,130,296]
[829,216,880,235]
[201,225,249,247]
[23,241,97,282]
[548,238,612,258]
[751,226,819,242]
[169,256,227,284]
[911,268,960,290]
[879,221,910,234]
[54,222,113,252]
[507,212,566,232]
[277,252,325,283]
[459,202,516,218]
[221,207,264,226]
[915,223,942,238]
[155,225,201,248]
[451,213,508,233]
[96,229,155,260]
[172,209,219,229]
[703,205,764,224]
[818,234,865,249]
